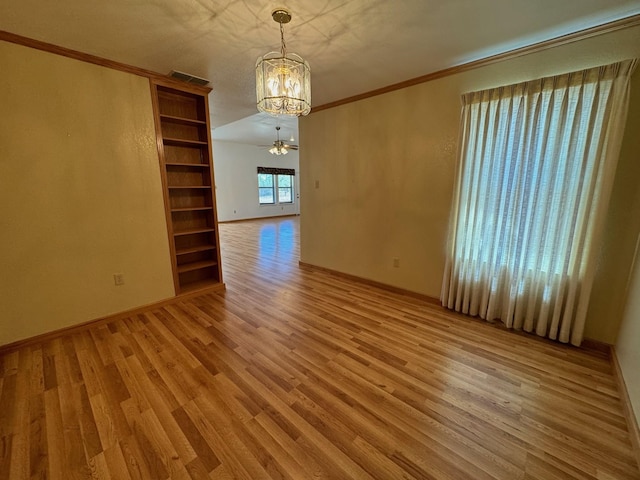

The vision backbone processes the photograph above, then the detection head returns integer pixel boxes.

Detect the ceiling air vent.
[169,70,210,86]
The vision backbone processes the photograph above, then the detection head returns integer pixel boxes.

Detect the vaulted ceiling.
[2,1,640,145]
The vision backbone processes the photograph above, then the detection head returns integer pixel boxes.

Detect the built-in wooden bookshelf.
[151,79,223,293]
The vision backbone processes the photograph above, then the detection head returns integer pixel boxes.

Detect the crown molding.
[0,30,212,94]
[313,13,640,113]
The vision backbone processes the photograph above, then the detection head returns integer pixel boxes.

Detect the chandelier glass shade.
[256,10,311,116]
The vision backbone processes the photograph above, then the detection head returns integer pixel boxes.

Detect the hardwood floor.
[1,215,639,479]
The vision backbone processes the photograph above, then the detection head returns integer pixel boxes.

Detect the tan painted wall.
[299,25,640,344]
[616,234,640,435]
[0,41,175,346]
[613,70,640,431]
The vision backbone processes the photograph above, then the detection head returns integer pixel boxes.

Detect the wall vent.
[169,70,210,86]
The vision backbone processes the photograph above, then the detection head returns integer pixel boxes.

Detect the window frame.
[276,174,294,204]
[257,170,295,206]
[258,173,276,205]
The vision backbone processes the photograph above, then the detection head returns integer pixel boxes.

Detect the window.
[257,167,295,205]
[258,173,275,204]
[441,59,636,346]
[277,174,293,203]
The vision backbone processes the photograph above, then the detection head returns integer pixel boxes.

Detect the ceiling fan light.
[269,144,288,155]
[267,126,293,155]
[256,10,311,116]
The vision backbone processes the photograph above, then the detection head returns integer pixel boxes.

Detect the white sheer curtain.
[441,59,637,346]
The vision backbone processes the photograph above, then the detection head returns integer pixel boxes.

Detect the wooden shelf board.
[177,260,218,273]
[171,207,213,213]
[178,279,224,294]
[176,245,216,256]
[168,185,211,189]
[174,228,215,237]
[163,137,208,147]
[160,114,206,126]
[165,162,210,168]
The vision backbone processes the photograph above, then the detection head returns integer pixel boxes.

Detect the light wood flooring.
[1,216,638,479]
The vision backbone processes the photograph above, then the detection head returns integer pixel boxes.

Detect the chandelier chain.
[280,21,287,57]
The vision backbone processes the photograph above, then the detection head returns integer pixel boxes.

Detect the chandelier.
[256,9,311,116]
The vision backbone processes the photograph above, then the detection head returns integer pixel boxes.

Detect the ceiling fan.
[263,126,298,155]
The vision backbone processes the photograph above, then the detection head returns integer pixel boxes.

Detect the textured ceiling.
[2,0,640,146]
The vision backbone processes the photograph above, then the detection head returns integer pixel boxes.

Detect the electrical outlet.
[315,180,320,189]
[393,258,400,268]
[114,273,125,286]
